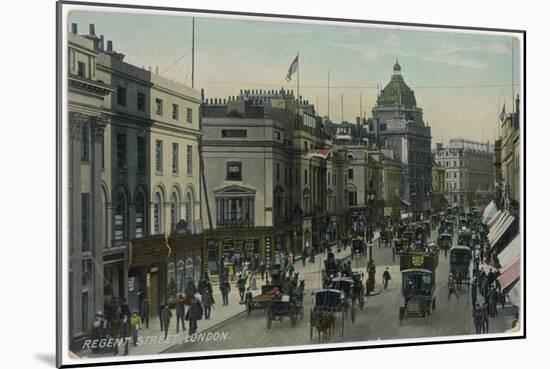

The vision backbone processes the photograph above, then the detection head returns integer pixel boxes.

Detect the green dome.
[378,63,417,108]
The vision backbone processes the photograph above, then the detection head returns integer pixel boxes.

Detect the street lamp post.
[366,190,376,294]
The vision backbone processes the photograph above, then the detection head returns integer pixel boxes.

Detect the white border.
[58,2,525,366]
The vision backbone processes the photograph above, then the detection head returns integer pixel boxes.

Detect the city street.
[165,232,516,355]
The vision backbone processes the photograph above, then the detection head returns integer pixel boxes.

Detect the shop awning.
[489,213,515,248]
[497,234,521,267]
[498,257,520,290]
[487,210,503,229]
[401,212,413,220]
[401,200,411,207]
[482,201,497,224]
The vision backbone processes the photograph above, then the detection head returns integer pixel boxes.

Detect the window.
[135,192,146,238]
[81,124,90,161]
[186,108,193,123]
[275,131,281,140]
[154,192,162,235]
[304,169,308,185]
[221,129,247,138]
[116,134,126,169]
[185,192,193,223]
[227,162,242,181]
[117,86,127,106]
[81,193,90,252]
[380,123,387,131]
[77,61,85,77]
[304,141,308,150]
[155,98,163,115]
[328,171,331,186]
[348,169,354,180]
[137,92,146,111]
[170,193,178,232]
[187,145,193,175]
[276,163,280,181]
[137,136,146,172]
[114,191,127,241]
[216,197,255,228]
[295,169,299,184]
[155,140,163,173]
[172,143,179,174]
[172,104,179,120]
[348,190,357,206]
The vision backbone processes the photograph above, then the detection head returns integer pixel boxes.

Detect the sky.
[68,9,522,147]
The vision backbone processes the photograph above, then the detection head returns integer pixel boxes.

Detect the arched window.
[185,192,193,223]
[170,192,179,233]
[113,191,127,242]
[303,188,311,214]
[101,187,108,248]
[135,192,146,238]
[154,192,163,235]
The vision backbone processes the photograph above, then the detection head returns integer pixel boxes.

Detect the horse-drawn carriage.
[266,294,299,329]
[437,233,452,253]
[380,229,393,246]
[399,251,438,325]
[329,276,363,323]
[457,229,472,248]
[244,263,286,315]
[310,289,345,341]
[449,246,471,289]
[351,237,367,259]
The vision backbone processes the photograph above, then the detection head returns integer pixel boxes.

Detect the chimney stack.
[71,23,77,34]
[89,24,95,36]
[107,40,113,52]
[99,35,104,51]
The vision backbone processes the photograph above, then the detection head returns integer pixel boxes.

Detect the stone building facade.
[433,139,495,209]
[67,24,202,349]
[366,61,432,220]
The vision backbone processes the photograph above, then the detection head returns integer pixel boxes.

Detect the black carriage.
[266,295,299,329]
[437,233,452,252]
[399,268,436,324]
[449,246,471,288]
[351,238,367,259]
[329,277,357,322]
[457,230,472,248]
[243,264,285,315]
[310,289,345,341]
[380,229,393,246]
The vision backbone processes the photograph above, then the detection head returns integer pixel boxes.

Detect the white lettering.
[82,340,91,349]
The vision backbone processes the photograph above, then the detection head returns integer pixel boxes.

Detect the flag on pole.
[500,103,506,122]
[286,55,299,81]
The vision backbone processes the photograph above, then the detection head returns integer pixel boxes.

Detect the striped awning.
[498,257,520,290]
[488,213,515,248]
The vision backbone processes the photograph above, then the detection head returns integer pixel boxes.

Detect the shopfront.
[167,233,204,295]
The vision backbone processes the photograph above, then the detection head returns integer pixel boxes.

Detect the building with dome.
[366,60,432,220]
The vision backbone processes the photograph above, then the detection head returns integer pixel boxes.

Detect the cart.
[310,289,345,341]
[266,295,298,329]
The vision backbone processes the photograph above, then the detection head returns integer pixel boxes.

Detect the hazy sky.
[68,10,521,147]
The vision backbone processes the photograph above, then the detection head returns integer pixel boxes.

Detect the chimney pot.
[71,23,77,34]
[107,40,113,52]
[89,24,95,36]
[99,35,104,50]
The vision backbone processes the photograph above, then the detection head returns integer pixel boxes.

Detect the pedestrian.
[115,314,131,356]
[161,303,172,340]
[382,267,392,289]
[176,294,185,333]
[140,296,150,329]
[158,303,165,332]
[489,287,498,317]
[481,302,489,333]
[447,273,459,300]
[301,248,307,267]
[220,277,230,306]
[471,280,478,309]
[202,290,214,320]
[90,311,106,354]
[259,259,266,281]
[250,272,257,291]
[186,296,203,335]
[130,311,142,347]
[473,303,482,334]
[237,273,247,301]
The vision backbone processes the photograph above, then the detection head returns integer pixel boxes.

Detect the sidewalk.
[81,241,361,358]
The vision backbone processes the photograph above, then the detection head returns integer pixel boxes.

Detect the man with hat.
[130,310,142,346]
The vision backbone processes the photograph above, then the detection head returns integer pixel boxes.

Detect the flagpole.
[297,52,300,107]
[327,69,330,122]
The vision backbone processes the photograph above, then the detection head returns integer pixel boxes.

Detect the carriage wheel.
[290,309,298,327]
[309,313,314,340]
[266,310,272,329]
[359,290,365,311]
[341,312,345,338]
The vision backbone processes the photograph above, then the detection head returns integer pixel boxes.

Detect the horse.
[313,311,336,343]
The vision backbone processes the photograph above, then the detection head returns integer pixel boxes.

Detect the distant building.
[431,159,447,214]
[434,139,495,209]
[200,89,349,278]
[366,61,432,220]
[495,95,521,219]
